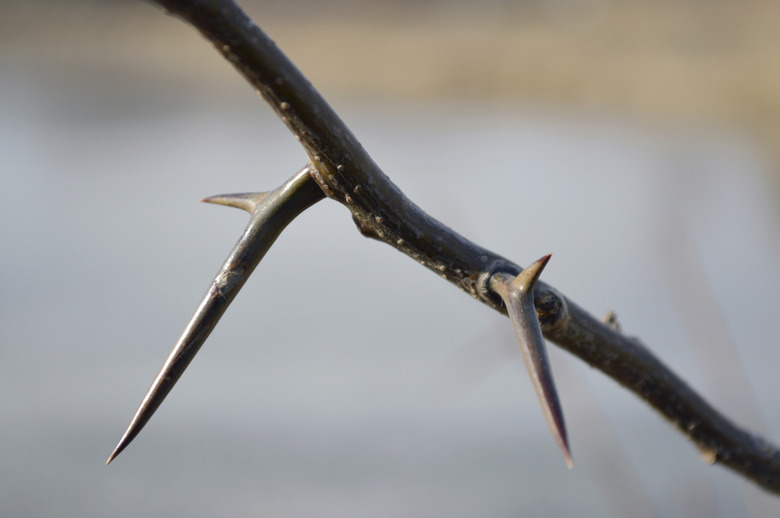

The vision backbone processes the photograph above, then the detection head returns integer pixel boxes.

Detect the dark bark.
[147,0,780,493]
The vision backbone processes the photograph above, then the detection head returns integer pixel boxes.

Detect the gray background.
[2,1,779,516]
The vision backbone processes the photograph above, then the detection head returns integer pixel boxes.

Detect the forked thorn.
[106,167,324,465]
[490,254,573,469]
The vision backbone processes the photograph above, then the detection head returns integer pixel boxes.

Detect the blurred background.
[2,0,779,516]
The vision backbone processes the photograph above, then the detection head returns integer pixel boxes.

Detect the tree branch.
[146,0,779,493]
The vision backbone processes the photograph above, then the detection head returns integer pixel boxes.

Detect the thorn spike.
[201,192,269,214]
[106,168,324,464]
[490,254,573,468]
[511,253,551,292]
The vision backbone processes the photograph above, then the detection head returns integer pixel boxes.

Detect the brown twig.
[127,0,779,493]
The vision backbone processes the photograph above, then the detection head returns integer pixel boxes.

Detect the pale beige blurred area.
[3,0,780,182]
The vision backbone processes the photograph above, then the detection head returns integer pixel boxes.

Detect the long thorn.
[490,254,573,468]
[106,167,324,465]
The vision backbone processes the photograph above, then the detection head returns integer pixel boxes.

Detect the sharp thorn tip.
[105,450,118,466]
[513,253,552,291]
[200,192,269,213]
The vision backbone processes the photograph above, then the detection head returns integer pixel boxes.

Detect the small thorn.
[201,192,269,214]
[511,253,551,292]
[603,310,621,331]
[490,254,573,468]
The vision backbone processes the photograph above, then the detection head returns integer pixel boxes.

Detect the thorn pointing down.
[106,168,325,465]
[490,254,573,469]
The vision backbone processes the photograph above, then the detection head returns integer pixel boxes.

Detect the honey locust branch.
[145,0,780,493]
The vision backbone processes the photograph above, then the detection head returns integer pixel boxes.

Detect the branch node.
[602,310,621,331]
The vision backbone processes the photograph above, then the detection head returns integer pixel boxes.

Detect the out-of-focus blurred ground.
[4,0,780,183]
